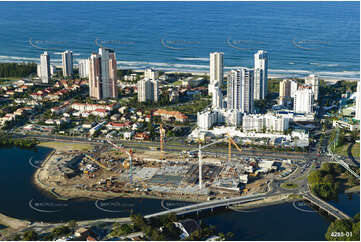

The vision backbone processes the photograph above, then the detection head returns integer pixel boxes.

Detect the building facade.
[88,48,118,100]
[212,86,223,109]
[254,50,268,100]
[144,68,159,80]
[356,81,361,120]
[227,68,254,113]
[137,79,159,103]
[209,52,224,95]
[305,74,319,101]
[40,51,50,83]
[294,88,314,114]
[62,50,73,77]
[78,59,89,78]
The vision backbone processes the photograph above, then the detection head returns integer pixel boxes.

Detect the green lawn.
[333,143,349,156]
[280,182,298,190]
[172,80,183,86]
[0,77,24,81]
[351,143,360,158]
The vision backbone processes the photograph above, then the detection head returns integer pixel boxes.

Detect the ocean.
[0,1,359,79]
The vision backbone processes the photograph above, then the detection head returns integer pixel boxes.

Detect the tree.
[22,230,38,241]
[325,217,360,241]
[67,220,77,232]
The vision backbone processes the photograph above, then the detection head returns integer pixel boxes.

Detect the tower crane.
[160,124,165,160]
[106,139,133,184]
[190,133,243,190]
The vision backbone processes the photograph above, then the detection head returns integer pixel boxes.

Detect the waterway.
[0,147,359,240]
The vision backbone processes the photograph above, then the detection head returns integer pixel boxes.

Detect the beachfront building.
[137,78,159,103]
[40,51,50,83]
[294,87,314,114]
[227,68,254,113]
[88,47,118,100]
[62,50,73,77]
[356,81,361,120]
[242,114,290,133]
[254,50,268,100]
[208,52,224,96]
[212,86,223,109]
[305,74,319,101]
[144,68,159,81]
[78,59,89,78]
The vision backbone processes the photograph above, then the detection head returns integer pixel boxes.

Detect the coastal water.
[0,1,359,79]
[0,147,359,240]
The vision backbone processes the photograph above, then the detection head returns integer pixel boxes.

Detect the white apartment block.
[294,88,314,114]
[212,86,223,109]
[40,51,50,83]
[227,68,254,113]
[356,81,361,120]
[254,50,268,100]
[78,59,89,78]
[62,50,73,77]
[305,74,319,101]
[209,52,224,95]
[137,79,159,103]
[144,68,159,80]
[290,80,298,98]
[242,114,289,133]
[197,110,218,130]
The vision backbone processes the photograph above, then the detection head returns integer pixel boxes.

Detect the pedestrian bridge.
[303,192,351,220]
[144,193,266,219]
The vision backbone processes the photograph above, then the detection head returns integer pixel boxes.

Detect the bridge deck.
[145,194,266,219]
[303,193,350,220]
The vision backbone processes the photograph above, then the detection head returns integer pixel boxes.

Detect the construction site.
[36,127,297,201]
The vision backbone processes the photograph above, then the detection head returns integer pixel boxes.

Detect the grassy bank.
[37,141,93,152]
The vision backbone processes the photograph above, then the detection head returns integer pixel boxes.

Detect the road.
[17,133,313,161]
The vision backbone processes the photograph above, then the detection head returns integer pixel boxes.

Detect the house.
[153,109,188,123]
[134,132,149,141]
[173,219,200,239]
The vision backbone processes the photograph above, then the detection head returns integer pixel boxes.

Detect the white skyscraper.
[305,74,319,101]
[62,50,73,77]
[144,68,159,81]
[356,81,361,120]
[209,52,224,95]
[294,88,314,114]
[88,48,117,100]
[137,79,159,103]
[290,80,298,98]
[254,50,268,100]
[78,59,89,78]
[212,86,223,109]
[227,68,254,113]
[40,51,50,83]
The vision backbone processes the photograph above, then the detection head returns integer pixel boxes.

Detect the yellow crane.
[227,133,242,162]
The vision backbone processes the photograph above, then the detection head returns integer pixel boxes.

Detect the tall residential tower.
[62,50,73,77]
[254,50,268,100]
[227,68,254,113]
[88,48,118,100]
[40,51,50,83]
[209,52,224,96]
